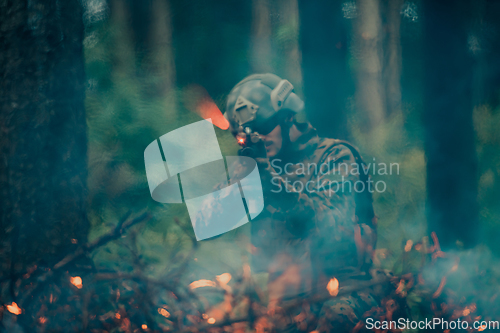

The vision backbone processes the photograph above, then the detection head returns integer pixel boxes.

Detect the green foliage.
[349,110,428,269]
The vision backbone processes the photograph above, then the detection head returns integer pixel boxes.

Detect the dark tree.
[171,0,252,101]
[299,0,353,139]
[0,0,88,283]
[423,0,478,249]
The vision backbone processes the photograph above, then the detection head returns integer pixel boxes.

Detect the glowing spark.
[70,276,83,289]
[199,101,229,130]
[142,324,148,330]
[38,317,47,324]
[396,279,405,295]
[432,276,447,298]
[189,279,216,290]
[158,308,170,318]
[243,263,251,279]
[404,240,413,252]
[238,138,245,144]
[6,302,22,315]
[216,273,232,286]
[115,313,121,319]
[327,278,339,296]
[183,84,229,130]
[451,259,460,272]
[207,317,216,324]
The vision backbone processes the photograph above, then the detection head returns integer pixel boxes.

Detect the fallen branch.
[180,276,391,332]
[14,211,151,308]
[54,211,151,270]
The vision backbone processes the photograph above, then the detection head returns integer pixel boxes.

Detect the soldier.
[224,73,381,331]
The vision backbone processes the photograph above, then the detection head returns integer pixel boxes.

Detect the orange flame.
[142,324,148,330]
[432,276,447,298]
[243,263,251,279]
[183,85,229,130]
[404,240,413,252]
[327,278,339,296]
[70,276,83,289]
[189,279,216,290]
[216,273,232,286]
[199,102,229,130]
[207,317,216,324]
[396,279,405,295]
[6,302,22,315]
[451,258,460,273]
[158,308,170,318]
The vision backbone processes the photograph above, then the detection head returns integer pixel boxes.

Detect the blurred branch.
[54,211,150,270]
[5,211,151,309]
[179,276,391,332]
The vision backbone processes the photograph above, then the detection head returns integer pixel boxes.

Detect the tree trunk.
[299,0,353,139]
[0,0,88,282]
[251,0,274,73]
[111,0,136,77]
[382,0,403,117]
[147,0,176,98]
[354,0,386,130]
[423,0,478,249]
[275,0,302,93]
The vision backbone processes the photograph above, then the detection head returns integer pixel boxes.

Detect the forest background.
[2,0,500,332]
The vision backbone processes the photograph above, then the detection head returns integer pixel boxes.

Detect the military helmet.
[224,73,304,136]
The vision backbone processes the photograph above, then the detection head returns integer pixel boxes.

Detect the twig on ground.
[54,211,151,270]
[179,276,391,332]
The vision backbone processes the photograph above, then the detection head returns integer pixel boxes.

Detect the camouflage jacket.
[250,122,377,284]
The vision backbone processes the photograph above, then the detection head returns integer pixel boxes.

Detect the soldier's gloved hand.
[238,132,268,159]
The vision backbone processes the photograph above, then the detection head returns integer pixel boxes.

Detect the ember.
[6,302,22,315]
[207,317,216,324]
[216,273,232,285]
[158,308,170,318]
[38,317,47,324]
[327,278,339,296]
[404,240,413,252]
[70,276,83,289]
[189,279,216,289]
[216,273,232,291]
[142,324,148,329]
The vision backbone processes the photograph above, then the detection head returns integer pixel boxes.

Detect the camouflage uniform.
[251,122,376,277]
[224,73,382,331]
[249,122,380,331]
